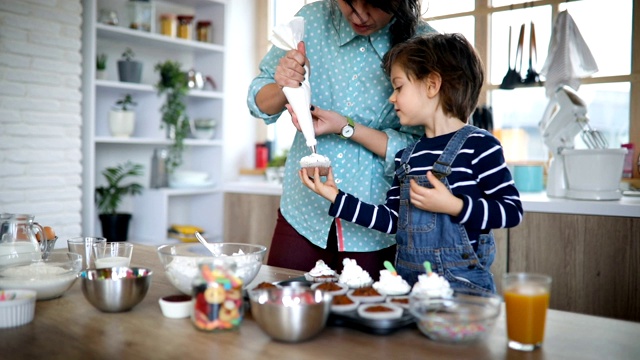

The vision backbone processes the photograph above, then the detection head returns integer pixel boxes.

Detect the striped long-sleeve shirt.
[328,130,523,251]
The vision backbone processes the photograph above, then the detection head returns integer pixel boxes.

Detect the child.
[299,33,523,293]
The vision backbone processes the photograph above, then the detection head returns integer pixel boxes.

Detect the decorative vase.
[109,110,135,137]
[118,60,142,83]
[99,213,132,242]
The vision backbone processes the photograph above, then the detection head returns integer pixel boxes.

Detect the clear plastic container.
[159,13,175,37]
[191,261,244,332]
[196,21,211,42]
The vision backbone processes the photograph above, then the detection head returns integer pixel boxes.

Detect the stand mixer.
[539,86,590,198]
[540,86,626,200]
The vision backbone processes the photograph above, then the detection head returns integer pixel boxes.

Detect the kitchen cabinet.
[223,192,280,262]
[509,212,640,322]
[81,0,226,243]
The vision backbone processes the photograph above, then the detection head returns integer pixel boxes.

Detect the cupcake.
[299,153,331,176]
[410,271,453,298]
[372,269,411,296]
[338,258,373,289]
[304,260,338,282]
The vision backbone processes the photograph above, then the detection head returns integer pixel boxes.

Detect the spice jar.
[191,260,244,332]
[196,21,212,42]
[159,14,176,37]
[176,15,194,40]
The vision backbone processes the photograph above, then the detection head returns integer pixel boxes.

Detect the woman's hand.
[298,167,339,203]
[274,42,309,88]
[287,104,346,136]
[409,172,463,216]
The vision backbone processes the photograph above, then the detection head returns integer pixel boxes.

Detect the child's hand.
[409,171,463,216]
[298,167,339,203]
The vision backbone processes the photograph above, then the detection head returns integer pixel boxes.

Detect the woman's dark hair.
[382,33,485,121]
[340,0,421,46]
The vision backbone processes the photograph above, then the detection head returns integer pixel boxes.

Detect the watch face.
[342,125,354,138]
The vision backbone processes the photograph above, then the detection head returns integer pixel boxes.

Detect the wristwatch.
[340,117,355,139]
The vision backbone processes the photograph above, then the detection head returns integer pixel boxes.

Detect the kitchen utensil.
[157,243,267,294]
[80,267,152,312]
[500,25,524,89]
[0,213,45,258]
[0,289,36,328]
[0,252,82,300]
[195,231,220,256]
[579,120,608,149]
[409,288,502,344]
[249,286,332,342]
[562,148,627,200]
[524,21,541,85]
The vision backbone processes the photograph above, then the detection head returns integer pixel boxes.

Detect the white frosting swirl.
[308,260,336,277]
[411,272,453,298]
[372,270,411,295]
[299,153,331,168]
[338,258,372,288]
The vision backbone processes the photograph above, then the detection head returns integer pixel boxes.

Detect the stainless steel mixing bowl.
[80,267,152,312]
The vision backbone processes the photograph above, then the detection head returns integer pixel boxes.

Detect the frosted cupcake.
[373,270,411,296]
[299,153,331,176]
[304,260,338,282]
[410,262,453,298]
[338,258,373,289]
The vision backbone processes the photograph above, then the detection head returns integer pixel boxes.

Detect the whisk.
[578,118,608,149]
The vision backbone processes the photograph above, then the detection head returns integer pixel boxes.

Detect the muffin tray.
[277,278,416,335]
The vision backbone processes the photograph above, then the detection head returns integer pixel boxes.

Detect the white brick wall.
[0,0,83,243]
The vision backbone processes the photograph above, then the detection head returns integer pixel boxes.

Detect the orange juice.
[504,285,550,345]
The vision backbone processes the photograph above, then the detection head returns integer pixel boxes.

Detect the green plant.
[268,150,289,167]
[121,47,135,61]
[114,94,137,111]
[95,162,144,215]
[97,53,107,70]
[155,60,189,172]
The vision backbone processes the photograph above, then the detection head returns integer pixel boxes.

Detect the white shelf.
[82,0,227,244]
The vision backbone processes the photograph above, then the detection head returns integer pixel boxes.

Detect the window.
[424,0,635,168]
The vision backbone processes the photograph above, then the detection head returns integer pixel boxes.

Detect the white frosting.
[309,260,336,277]
[299,153,331,168]
[411,272,453,298]
[338,258,372,288]
[372,269,411,295]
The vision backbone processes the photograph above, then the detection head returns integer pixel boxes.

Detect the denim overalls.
[394,125,496,294]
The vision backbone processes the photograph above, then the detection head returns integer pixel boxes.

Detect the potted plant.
[118,47,143,83]
[95,161,144,241]
[109,93,137,138]
[155,60,189,172]
[96,53,107,79]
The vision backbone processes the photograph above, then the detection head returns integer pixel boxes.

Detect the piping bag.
[271,17,317,154]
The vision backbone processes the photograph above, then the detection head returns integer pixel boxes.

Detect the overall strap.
[432,125,480,180]
[395,140,420,181]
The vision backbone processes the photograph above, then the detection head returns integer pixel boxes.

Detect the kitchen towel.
[540,10,598,97]
[271,17,316,148]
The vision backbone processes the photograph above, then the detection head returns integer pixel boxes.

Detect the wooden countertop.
[1,244,639,359]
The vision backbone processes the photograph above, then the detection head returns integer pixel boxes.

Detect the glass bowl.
[0,252,82,300]
[157,243,267,294]
[409,288,502,344]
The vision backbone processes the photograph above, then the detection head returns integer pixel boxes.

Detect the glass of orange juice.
[503,273,552,351]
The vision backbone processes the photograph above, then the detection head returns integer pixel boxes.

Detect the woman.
[246,0,436,278]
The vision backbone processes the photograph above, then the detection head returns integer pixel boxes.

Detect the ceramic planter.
[118,60,142,83]
[109,110,135,138]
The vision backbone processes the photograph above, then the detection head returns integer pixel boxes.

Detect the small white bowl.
[159,294,192,319]
[0,289,37,328]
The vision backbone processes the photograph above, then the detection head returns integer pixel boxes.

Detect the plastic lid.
[197,20,211,27]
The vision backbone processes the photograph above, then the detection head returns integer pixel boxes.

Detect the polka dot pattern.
[247,1,436,252]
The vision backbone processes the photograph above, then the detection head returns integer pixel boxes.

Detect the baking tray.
[277,277,416,336]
